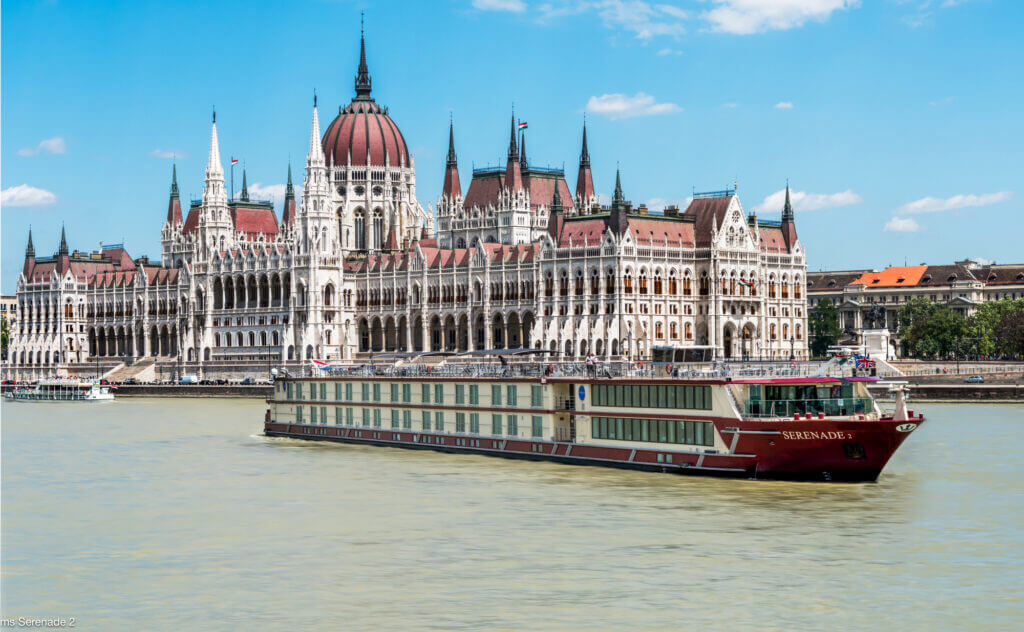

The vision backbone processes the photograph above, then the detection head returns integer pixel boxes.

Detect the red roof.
[183,207,201,234]
[233,206,279,238]
[850,266,928,288]
[463,170,573,211]
[628,217,695,247]
[683,196,733,247]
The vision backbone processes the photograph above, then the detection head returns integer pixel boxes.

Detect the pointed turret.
[58,225,69,256]
[166,164,183,225]
[383,222,398,251]
[240,169,249,202]
[504,113,523,193]
[547,182,565,241]
[282,164,297,226]
[442,119,461,199]
[609,167,628,235]
[306,97,325,168]
[202,111,227,207]
[56,225,70,274]
[575,121,595,208]
[519,129,528,171]
[23,229,35,277]
[781,181,798,250]
[354,14,372,100]
[611,168,625,209]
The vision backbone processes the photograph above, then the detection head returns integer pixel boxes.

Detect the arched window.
[623,273,633,294]
[606,269,615,295]
[655,322,664,339]
[354,209,366,250]
[669,322,677,339]
[638,271,648,294]
[669,274,678,295]
[770,324,777,340]
[559,271,569,297]
[653,273,663,295]
[372,209,384,250]
[783,324,789,339]
[685,323,693,340]
[796,324,803,340]
[544,273,554,297]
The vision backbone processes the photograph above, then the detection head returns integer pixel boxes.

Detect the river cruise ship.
[264,359,923,482]
[5,380,115,402]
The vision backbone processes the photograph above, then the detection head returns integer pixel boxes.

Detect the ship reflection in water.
[2,399,1020,631]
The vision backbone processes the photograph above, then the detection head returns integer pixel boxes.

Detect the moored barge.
[263,361,922,482]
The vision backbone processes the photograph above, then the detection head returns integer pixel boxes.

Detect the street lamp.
[789,337,795,361]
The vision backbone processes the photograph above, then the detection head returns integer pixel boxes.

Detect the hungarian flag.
[518,121,528,130]
[231,158,239,165]
[739,278,755,288]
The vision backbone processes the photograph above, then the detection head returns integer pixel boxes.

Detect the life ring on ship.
[665,362,674,375]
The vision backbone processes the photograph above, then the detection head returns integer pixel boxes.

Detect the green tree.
[808,298,841,358]
[965,298,1024,356]
[897,298,967,358]
[0,315,8,360]
[993,309,1024,358]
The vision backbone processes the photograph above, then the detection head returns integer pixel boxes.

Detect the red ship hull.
[264,412,923,483]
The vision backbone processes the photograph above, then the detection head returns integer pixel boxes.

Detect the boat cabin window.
[746,382,870,417]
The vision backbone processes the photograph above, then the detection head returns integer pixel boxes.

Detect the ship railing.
[745,398,875,419]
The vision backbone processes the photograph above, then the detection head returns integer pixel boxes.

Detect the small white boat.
[5,380,115,402]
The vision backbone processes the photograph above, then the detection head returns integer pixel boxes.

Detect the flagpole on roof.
[230,156,235,202]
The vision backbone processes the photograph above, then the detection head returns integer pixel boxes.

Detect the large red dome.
[321,99,409,168]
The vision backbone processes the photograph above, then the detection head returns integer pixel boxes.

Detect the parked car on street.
[964,375,985,383]
[241,377,255,385]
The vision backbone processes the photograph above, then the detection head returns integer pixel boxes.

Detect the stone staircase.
[104,358,157,382]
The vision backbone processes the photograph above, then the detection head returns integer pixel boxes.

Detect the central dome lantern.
[320,30,410,168]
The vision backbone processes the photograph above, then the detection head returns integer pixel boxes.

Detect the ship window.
[403,384,412,403]
[435,411,444,431]
[321,407,327,424]
[295,406,303,423]
[456,384,465,404]
[362,409,370,426]
[335,407,343,425]
[435,384,444,404]
[361,383,370,401]
[492,385,502,406]
[469,384,479,405]
[422,410,431,430]
[592,417,714,446]
[507,385,518,407]
[346,408,354,425]
[507,414,518,436]
[287,382,294,400]
[422,384,431,404]
[843,443,866,460]
[320,383,327,400]
[456,412,466,432]
[470,413,480,434]
[391,383,399,402]
[391,409,400,428]
[373,384,381,402]
[531,385,542,407]
[335,384,342,401]
[346,383,353,401]
[492,414,503,435]
[532,415,543,438]
[404,410,412,429]
[373,409,382,427]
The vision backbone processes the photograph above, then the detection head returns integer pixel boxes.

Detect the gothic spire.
[58,225,69,256]
[354,13,372,99]
[551,181,563,212]
[442,118,462,200]
[519,128,528,171]
[282,163,297,227]
[507,112,518,161]
[286,163,294,196]
[240,169,249,202]
[306,96,324,168]
[446,117,457,167]
[167,164,183,225]
[205,111,224,180]
[26,229,35,258]
[782,181,794,222]
[580,119,590,167]
[611,167,625,209]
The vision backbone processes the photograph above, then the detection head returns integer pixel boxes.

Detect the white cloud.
[585,92,681,119]
[18,137,66,156]
[151,149,186,159]
[753,188,862,214]
[1,184,57,207]
[657,47,682,56]
[646,196,692,211]
[774,101,794,109]
[473,0,526,11]
[704,0,859,35]
[247,182,301,204]
[896,191,1013,215]
[538,1,687,40]
[884,216,922,232]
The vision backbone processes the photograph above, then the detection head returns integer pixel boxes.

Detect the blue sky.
[3,0,1022,292]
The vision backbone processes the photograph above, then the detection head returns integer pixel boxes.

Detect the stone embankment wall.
[868,384,1024,401]
[112,385,274,398]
